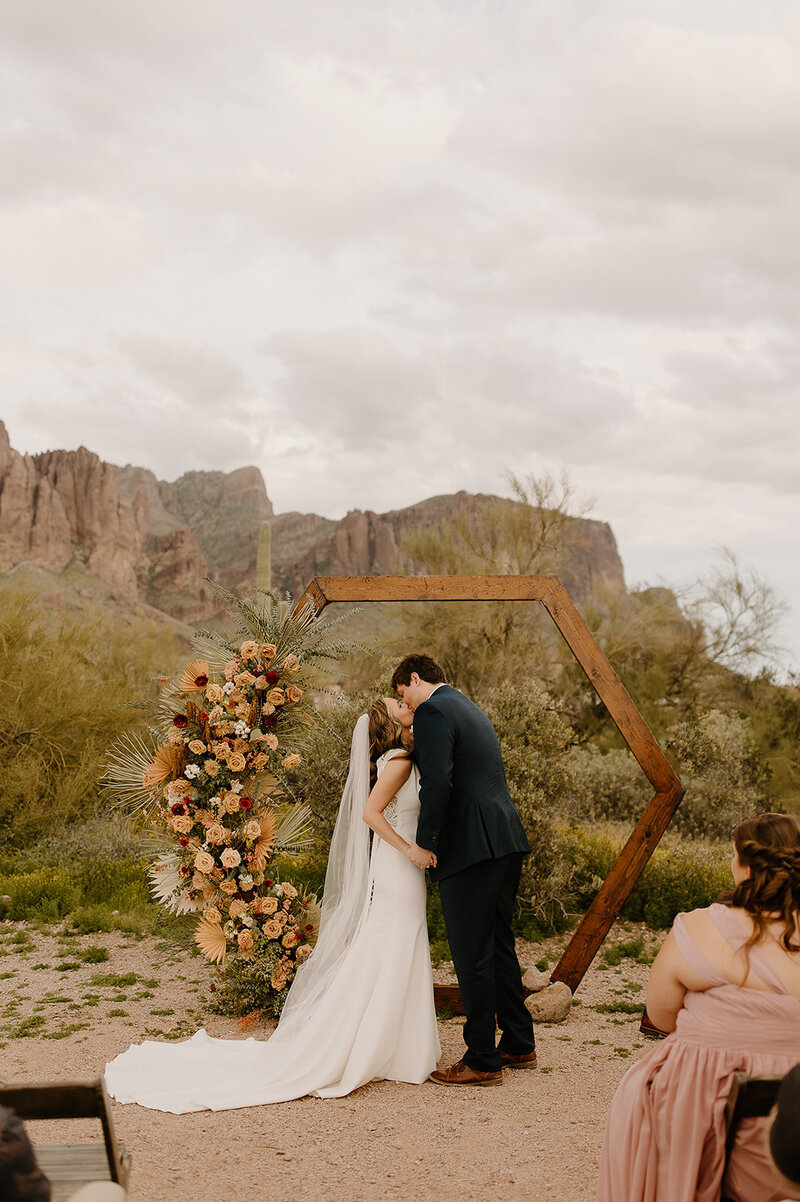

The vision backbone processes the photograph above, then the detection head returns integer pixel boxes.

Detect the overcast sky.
[2,0,798,672]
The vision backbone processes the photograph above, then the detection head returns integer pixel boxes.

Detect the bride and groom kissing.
[105,653,537,1111]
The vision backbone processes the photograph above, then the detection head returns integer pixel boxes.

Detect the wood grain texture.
[295,574,684,994]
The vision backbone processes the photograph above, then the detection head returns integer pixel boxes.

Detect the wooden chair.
[722,1072,782,1200]
[0,1079,131,1202]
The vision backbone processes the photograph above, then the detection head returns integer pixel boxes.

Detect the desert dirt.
[0,918,664,1202]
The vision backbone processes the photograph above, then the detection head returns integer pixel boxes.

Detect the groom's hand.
[407,842,436,869]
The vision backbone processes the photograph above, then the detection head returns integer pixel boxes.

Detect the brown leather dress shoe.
[500,1050,538,1070]
[429,1060,503,1087]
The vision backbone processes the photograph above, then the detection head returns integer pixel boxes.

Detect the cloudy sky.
[2,0,799,670]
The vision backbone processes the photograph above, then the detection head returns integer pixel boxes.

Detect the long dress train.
[596,903,800,1202]
[104,750,440,1112]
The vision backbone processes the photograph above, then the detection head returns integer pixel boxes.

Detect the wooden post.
[294,574,684,993]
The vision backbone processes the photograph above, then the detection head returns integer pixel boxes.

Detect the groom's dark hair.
[391,654,447,689]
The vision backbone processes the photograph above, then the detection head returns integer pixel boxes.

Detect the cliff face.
[0,422,625,621]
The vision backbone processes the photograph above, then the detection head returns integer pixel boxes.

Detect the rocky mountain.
[0,422,625,623]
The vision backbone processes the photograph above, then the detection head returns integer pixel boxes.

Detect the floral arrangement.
[106,588,355,1014]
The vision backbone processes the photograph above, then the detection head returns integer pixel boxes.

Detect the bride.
[105,698,441,1111]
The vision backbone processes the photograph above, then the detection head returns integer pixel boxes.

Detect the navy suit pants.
[438,851,535,1072]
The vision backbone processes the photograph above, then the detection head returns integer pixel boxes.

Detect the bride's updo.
[731,813,800,954]
[367,699,408,787]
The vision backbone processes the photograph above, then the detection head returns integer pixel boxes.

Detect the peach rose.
[282,753,302,770]
[259,643,277,662]
[243,819,262,840]
[270,969,287,991]
[296,944,311,962]
[261,896,279,915]
[224,793,242,815]
[205,683,225,704]
[267,688,285,706]
[206,823,228,845]
[219,879,238,895]
[204,759,220,778]
[282,930,302,948]
[263,919,282,939]
[220,847,241,869]
[224,660,239,680]
[282,654,300,673]
[237,930,256,956]
[228,898,247,918]
[281,882,298,899]
[264,733,279,751]
[171,814,194,834]
[194,850,215,873]
[253,753,269,770]
[204,905,222,924]
[240,641,259,659]
[188,739,206,754]
[286,684,303,704]
[227,752,246,773]
[254,675,268,690]
[234,671,256,688]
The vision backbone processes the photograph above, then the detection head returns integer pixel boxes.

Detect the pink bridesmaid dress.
[597,903,800,1202]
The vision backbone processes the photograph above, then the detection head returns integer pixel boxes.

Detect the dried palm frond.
[251,810,278,872]
[179,659,210,694]
[142,743,185,790]
[195,916,228,964]
[104,729,160,811]
[149,854,200,915]
[273,804,314,851]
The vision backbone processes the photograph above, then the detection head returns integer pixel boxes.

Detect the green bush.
[569,745,650,824]
[0,588,179,846]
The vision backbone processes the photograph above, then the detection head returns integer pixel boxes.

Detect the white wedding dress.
[104,745,440,1112]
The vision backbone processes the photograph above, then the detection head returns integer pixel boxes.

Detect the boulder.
[525,981,573,1023]
[521,965,550,993]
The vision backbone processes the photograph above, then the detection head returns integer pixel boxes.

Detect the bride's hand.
[406,842,436,869]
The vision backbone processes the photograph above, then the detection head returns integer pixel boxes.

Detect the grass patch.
[601,937,645,966]
[106,1009,129,1018]
[8,1015,46,1038]
[79,946,110,964]
[89,972,138,988]
[594,1001,644,1015]
[55,962,80,972]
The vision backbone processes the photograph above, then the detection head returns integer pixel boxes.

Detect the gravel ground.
[0,919,664,1202]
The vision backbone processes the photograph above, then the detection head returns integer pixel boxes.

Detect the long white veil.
[274,713,371,1040]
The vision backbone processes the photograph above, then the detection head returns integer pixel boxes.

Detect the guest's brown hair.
[731,813,800,956]
[390,654,446,690]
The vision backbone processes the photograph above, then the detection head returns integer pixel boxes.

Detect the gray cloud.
[1,0,798,666]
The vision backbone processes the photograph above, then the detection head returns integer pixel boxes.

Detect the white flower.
[184,763,201,780]
[234,720,250,736]
[222,682,235,695]
[242,915,254,928]
[238,874,254,890]
[230,779,243,793]
[223,921,236,938]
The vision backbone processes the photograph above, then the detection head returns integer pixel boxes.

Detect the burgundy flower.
[179,837,189,847]
[171,802,186,815]
[239,796,254,811]
[179,865,191,877]
[265,714,278,728]
[199,711,209,723]
[266,880,273,888]
[173,713,188,729]
[305,924,313,932]
[265,671,280,686]
[195,675,209,689]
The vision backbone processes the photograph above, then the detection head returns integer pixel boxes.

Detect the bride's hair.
[730,812,800,956]
[368,699,408,787]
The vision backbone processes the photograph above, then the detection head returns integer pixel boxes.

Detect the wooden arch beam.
[295,574,684,993]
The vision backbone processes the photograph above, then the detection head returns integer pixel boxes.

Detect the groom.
[392,653,536,1086]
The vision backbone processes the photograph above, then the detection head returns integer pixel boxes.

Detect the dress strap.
[709,903,791,994]
[672,912,728,986]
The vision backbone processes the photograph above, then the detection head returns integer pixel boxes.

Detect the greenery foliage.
[0,588,178,846]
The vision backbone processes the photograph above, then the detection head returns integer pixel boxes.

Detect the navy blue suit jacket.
[413,685,529,882]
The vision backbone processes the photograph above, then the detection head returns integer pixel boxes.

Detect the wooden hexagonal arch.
[295,573,684,994]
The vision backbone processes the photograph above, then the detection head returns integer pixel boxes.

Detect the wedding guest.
[596,813,800,1202]
[768,1063,800,1191]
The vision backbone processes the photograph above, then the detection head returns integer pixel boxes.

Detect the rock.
[525,981,573,1023]
[521,965,550,992]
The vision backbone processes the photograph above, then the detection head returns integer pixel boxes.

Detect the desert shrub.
[0,588,179,846]
[483,681,579,931]
[566,826,732,928]
[569,745,651,824]
[666,709,771,838]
